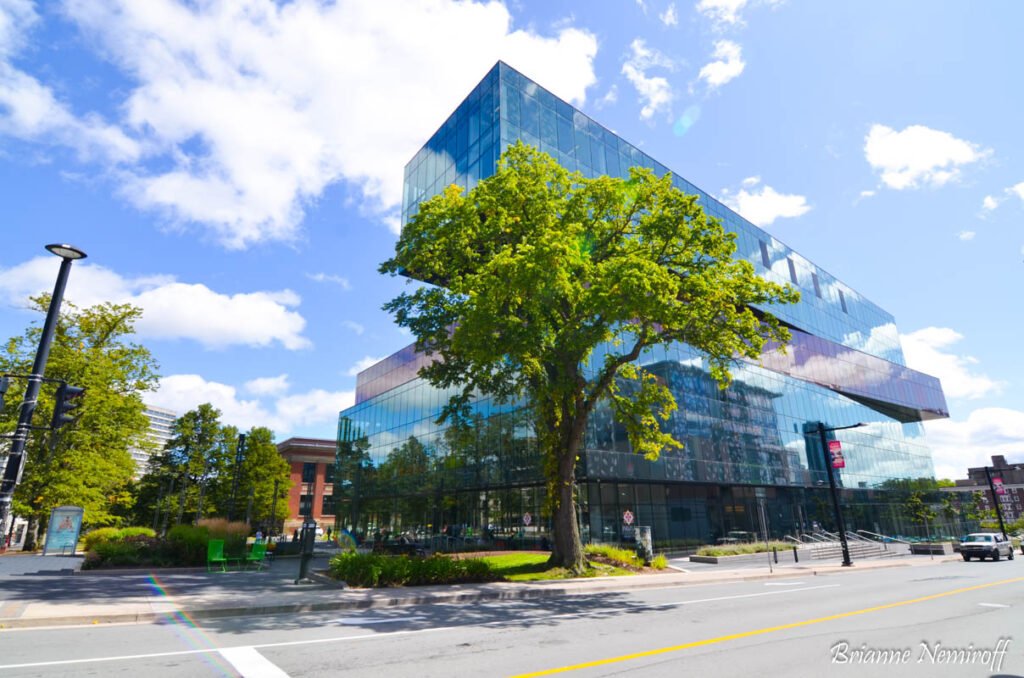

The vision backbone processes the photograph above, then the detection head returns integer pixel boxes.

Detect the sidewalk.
[0,552,962,630]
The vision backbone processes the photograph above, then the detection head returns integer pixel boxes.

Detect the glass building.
[336,62,948,549]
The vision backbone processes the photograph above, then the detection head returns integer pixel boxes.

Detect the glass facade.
[338,62,949,549]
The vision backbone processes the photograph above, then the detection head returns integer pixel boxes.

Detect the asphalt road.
[0,558,1021,678]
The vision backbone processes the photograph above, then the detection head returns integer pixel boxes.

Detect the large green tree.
[381,143,798,571]
[1,298,159,547]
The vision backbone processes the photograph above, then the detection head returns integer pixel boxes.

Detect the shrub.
[652,554,668,570]
[167,524,210,566]
[585,543,643,568]
[198,518,249,558]
[328,552,498,588]
[696,541,795,557]
[83,527,122,552]
[119,527,156,540]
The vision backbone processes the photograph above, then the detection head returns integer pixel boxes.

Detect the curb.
[0,555,961,630]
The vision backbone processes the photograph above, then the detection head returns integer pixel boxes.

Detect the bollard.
[773,546,778,563]
[793,546,799,563]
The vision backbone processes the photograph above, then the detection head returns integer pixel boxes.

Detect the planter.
[909,542,954,555]
[689,549,798,565]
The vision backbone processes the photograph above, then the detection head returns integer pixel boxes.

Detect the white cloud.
[956,230,975,241]
[719,176,810,226]
[859,189,875,198]
[864,124,990,190]
[0,1,140,164]
[0,256,310,349]
[245,374,290,396]
[597,85,618,108]
[621,38,675,120]
[696,0,749,26]
[348,355,385,377]
[151,373,353,435]
[901,327,1002,400]
[698,40,745,90]
[342,320,365,335]
[2,1,598,249]
[659,3,678,26]
[981,182,1024,213]
[925,408,1024,480]
[696,0,782,28]
[306,272,351,290]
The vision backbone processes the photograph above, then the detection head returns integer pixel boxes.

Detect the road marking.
[662,584,837,606]
[506,575,1024,677]
[219,647,290,678]
[0,626,460,670]
[325,616,426,625]
[978,603,1010,608]
[764,581,805,586]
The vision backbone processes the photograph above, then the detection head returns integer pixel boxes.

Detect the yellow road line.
[508,576,1024,677]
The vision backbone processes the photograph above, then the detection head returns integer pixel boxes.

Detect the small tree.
[905,490,936,537]
[381,143,798,572]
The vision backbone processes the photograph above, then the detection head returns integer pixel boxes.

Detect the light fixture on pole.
[816,421,865,567]
[0,245,87,540]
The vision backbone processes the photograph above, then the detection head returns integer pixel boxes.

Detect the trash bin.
[635,526,653,565]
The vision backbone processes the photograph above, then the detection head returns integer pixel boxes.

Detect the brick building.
[276,437,336,535]
[952,455,1024,523]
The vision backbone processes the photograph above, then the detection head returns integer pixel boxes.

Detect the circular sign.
[522,512,532,526]
[623,510,634,525]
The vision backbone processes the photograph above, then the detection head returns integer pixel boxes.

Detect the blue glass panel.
[520,92,539,138]
[556,115,574,155]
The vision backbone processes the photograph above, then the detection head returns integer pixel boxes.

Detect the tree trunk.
[22,514,39,552]
[547,420,587,573]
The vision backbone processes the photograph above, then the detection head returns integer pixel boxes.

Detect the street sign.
[522,512,532,526]
[994,478,1006,495]
[622,510,634,525]
[828,440,845,468]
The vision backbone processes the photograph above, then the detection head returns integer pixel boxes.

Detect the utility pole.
[816,422,865,567]
[983,466,1009,540]
[0,245,87,538]
[270,478,279,537]
[228,433,246,521]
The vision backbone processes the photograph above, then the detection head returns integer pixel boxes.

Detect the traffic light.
[50,382,85,430]
[0,375,8,409]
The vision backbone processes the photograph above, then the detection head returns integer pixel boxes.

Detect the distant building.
[952,455,1024,522]
[276,437,336,535]
[128,404,176,477]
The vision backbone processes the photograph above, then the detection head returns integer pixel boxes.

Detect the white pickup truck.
[960,533,1015,561]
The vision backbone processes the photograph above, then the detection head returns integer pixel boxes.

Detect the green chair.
[207,539,227,573]
[245,541,267,571]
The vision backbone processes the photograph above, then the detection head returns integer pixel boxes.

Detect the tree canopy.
[136,404,290,531]
[381,143,799,570]
[0,298,159,543]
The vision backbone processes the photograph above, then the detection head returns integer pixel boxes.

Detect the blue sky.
[1,0,1021,479]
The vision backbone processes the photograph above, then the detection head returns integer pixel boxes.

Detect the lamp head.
[45,244,87,260]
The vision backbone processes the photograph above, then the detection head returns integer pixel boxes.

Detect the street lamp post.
[816,421,865,567]
[0,245,87,540]
[983,466,1008,540]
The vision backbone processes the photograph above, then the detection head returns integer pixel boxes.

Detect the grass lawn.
[479,552,635,581]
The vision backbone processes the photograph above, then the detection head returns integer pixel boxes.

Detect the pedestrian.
[255,530,263,543]
[327,527,332,541]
